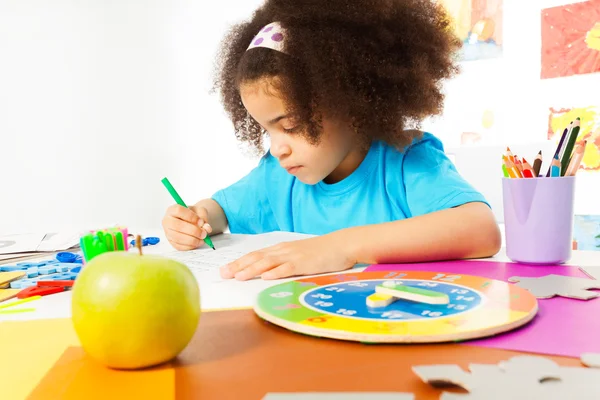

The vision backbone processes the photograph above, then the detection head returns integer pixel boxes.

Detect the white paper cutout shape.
[508,274,600,300]
[413,355,600,399]
[581,353,600,368]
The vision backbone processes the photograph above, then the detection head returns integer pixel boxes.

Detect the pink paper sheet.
[365,260,599,358]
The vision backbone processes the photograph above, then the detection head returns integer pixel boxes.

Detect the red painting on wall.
[541,0,600,79]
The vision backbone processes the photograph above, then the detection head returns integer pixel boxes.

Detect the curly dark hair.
[212,0,461,154]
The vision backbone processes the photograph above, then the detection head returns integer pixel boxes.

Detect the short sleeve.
[211,153,278,234]
[401,134,489,217]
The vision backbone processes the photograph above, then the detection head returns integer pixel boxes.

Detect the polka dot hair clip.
[247,22,287,53]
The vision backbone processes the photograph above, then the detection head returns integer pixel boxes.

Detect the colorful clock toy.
[254,270,538,343]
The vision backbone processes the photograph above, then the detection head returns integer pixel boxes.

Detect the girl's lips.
[285,166,302,173]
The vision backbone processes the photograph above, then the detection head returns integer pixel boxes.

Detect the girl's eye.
[283,126,299,133]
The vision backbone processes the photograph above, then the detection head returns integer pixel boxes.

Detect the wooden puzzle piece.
[581,353,600,368]
[376,281,450,305]
[263,393,414,399]
[0,289,21,303]
[508,274,600,300]
[0,271,26,287]
[412,355,600,399]
[366,293,397,308]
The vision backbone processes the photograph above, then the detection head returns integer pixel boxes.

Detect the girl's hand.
[162,204,213,251]
[219,234,355,280]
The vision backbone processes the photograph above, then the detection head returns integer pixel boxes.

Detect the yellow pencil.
[565,141,587,176]
[0,295,41,310]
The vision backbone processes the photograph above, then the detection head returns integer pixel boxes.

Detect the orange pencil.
[506,147,515,164]
[510,158,523,178]
[521,158,534,178]
[502,155,520,178]
[565,140,587,176]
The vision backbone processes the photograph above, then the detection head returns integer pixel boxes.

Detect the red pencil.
[521,158,535,178]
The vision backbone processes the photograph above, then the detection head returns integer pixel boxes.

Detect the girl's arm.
[336,201,501,265]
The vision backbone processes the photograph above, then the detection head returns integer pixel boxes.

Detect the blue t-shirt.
[212,132,488,235]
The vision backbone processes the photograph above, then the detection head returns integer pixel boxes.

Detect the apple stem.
[136,234,143,255]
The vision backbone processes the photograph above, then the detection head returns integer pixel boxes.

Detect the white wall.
[1,0,598,236]
[0,0,264,235]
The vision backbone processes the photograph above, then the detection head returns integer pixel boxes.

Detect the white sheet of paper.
[36,232,81,252]
[0,233,46,255]
[159,231,322,309]
[160,231,314,278]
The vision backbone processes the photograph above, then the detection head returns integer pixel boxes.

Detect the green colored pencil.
[161,177,216,250]
[560,118,581,175]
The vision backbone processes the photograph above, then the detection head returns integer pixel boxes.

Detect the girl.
[162,0,501,281]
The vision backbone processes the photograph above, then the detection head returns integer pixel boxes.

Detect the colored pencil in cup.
[502,155,518,178]
[558,121,574,161]
[514,158,524,174]
[532,150,542,177]
[502,162,509,178]
[560,118,581,175]
[546,124,570,176]
[550,155,561,177]
[565,140,587,176]
[521,158,535,178]
[506,147,515,164]
[512,160,523,178]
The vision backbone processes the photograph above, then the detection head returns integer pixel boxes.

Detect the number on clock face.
[432,274,462,282]
[270,291,293,298]
[311,293,332,299]
[336,308,357,315]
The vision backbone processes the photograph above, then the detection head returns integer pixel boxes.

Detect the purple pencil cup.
[502,176,576,264]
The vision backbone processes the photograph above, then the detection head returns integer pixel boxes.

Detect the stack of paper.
[0,232,80,264]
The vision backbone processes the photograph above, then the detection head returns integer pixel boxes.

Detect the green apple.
[71,251,200,370]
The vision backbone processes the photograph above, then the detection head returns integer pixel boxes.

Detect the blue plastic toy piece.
[38,265,58,275]
[33,261,51,267]
[1,265,28,272]
[51,263,72,273]
[10,277,41,289]
[38,272,77,281]
[146,237,160,245]
[56,252,78,263]
[26,266,39,278]
[70,266,82,274]
[130,236,160,247]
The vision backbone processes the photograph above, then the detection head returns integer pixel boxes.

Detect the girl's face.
[239,78,367,185]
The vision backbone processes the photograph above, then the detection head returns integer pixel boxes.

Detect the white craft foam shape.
[508,274,600,300]
[581,353,600,368]
[412,355,600,399]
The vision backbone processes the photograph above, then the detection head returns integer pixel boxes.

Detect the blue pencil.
[550,154,561,177]
[546,123,571,177]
